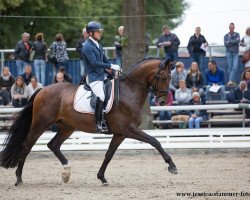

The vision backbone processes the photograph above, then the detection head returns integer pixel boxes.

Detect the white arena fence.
[0,128,250,151]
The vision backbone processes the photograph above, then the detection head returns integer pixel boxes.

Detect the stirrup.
[96,121,109,133]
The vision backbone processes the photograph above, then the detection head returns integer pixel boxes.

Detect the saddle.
[83,79,112,110]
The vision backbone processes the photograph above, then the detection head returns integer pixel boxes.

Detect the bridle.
[118,59,171,98]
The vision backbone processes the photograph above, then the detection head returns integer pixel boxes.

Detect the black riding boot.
[95,97,108,133]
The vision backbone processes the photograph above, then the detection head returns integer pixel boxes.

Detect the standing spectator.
[188,92,207,129]
[227,81,247,103]
[186,62,204,96]
[224,23,240,85]
[145,32,150,58]
[13,32,33,75]
[114,26,125,67]
[187,27,208,77]
[21,65,33,85]
[169,61,187,94]
[156,25,180,62]
[205,60,226,101]
[33,32,47,86]
[76,28,89,77]
[27,76,43,99]
[50,34,69,74]
[52,66,72,83]
[11,76,28,107]
[241,70,250,84]
[0,66,15,106]
[240,27,250,70]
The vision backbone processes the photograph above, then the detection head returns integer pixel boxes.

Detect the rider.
[82,21,121,133]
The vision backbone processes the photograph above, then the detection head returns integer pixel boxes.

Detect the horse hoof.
[102,182,109,187]
[62,165,71,183]
[168,165,178,174]
[15,180,23,186]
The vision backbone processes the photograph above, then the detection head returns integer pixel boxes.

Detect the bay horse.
[0,58,178,186]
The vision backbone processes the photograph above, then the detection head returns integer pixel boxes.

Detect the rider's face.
[93,30,103,40]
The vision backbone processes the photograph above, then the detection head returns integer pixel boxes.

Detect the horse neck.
[121,60,158,106]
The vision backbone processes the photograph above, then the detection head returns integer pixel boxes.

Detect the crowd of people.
[1,22,250,127]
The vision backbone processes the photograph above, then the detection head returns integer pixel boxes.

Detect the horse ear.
[170,61,177,70]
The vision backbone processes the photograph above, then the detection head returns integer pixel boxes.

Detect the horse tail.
[0,88,42,169]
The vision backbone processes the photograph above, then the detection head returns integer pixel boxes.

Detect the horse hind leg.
[47,121,74,183]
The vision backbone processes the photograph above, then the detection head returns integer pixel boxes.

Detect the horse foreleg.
[97,134,125,186]
[47,123,74,183]
[127,128,178,174]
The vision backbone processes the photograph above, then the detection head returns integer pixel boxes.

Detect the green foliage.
[0,0,187,50]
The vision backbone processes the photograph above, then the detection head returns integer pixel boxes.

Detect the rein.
[117,60,170,97]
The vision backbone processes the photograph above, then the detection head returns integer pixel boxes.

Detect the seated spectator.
[0,66,15,106]
[21,64,33,85]
[188,92,207,129]
[151,92,173,129]
[241,69,250,84]
[186,62,204,96]
[55,72,65,83]
[227,81,247,103]
[205,60,226,101]
[174,80,191,128]
[53,66,72,83]
[175,80,192,106]
[169,62,187,94]
[11,76,28,107]
[27,76,43,99]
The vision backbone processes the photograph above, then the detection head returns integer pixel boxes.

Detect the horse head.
[147,58,173,106]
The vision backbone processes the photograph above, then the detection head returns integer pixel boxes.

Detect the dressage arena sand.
[0,150,249,200]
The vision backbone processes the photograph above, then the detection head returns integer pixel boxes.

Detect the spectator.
[53,66,72,83]
[241,69,250,84]
[145,32,150,58]
[33,32,47,85]
[186,62,204,96]
[151,92,173,129]
[27,76,43,99]
[227,81,248,103]
[205,60,226,101]
[224,23,240,85]
[156,25,180,62]
[188,92,207,129]
[55,72,65,83]
[114,26,125,67]
[21,64,33,85]
[11,76,28,107]
[240,27,250,70]
[175,80,192,105]
[187,27,208,77]
[13,32,33,75]
[0,66,15,106]
[169,61,187,94]
[76,28,89,77]
[174,80,191,128]
[50,34,69,74]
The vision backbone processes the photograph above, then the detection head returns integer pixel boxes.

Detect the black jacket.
[189,98,208,120]
[14,40,33,61]
[187,34,208,56]
[186,73,204,89]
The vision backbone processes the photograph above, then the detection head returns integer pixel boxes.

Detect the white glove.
[111,64,121,71]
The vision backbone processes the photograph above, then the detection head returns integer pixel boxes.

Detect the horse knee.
[47,141,58,152]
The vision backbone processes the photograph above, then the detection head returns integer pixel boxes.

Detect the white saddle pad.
[73,80,114,114]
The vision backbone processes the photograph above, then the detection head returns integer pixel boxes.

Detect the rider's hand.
[111,64,122,71]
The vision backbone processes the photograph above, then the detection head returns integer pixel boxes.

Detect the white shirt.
[27,82,43,99]
[89,37,99,49]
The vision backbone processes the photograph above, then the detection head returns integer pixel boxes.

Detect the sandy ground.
[0,150,249,200]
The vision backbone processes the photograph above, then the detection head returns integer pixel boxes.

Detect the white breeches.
[89,81,105,101]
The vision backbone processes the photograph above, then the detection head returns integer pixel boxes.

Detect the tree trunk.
[122,0,154,129]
